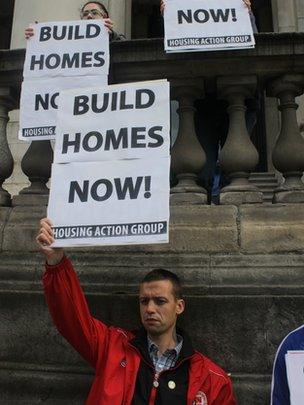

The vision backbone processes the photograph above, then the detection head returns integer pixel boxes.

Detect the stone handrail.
[0,33,304,206]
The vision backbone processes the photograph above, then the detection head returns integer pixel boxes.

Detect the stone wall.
[1,203,304,404]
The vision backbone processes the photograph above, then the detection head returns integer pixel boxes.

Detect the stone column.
[267,74,304,203]
[297,0,304,31]
[0,88,16,207]
[170,80,207,205]
[271,0,298,32]
[12,141,53,206]
[218,76,263,205]
[108,0,131,38]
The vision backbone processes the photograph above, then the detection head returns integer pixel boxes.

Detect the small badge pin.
[168,380,176,390]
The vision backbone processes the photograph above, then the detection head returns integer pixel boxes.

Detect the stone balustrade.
[0,33,304,207]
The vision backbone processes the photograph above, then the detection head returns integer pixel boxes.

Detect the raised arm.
[36,218,108,368]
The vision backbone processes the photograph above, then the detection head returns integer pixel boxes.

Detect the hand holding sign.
[20,19,110,141]
[36,218,64,265]
[48,80,170,248]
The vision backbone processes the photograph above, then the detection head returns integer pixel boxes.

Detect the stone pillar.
[0,88,16,207]
[170,81,207,205]
[297,0,304,31]
[218,76,263,205]
[108,0,131,38]
[271,0,298,32]
[12,141,53,206]
[267,74,304,203]
[10,0,87,49]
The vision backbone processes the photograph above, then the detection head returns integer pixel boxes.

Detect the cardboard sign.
[23,20,109,78]
[48,80,171,247]
[54,80,170,163]
[164,0,255,53]
[19,76,107,141]
[20,19,110,141]
[286,351,304,405]
[47,158,170,247]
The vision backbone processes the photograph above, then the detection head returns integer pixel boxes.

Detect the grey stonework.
[1,203,304,404]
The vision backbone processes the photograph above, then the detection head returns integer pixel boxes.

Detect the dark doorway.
[131,0,163,39]
[252,0,274,32]
[131,0,274,39]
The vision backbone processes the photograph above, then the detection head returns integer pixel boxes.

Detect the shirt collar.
[148,334,183,357]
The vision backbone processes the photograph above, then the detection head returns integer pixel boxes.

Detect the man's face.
[139,280,185,338]
[81,3,107,20]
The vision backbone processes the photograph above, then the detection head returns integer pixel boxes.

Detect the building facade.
[1,1,304,404]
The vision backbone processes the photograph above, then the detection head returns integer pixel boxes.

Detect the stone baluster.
[0,87,16,207]
[217,76,263,205]
[170,81,207,204]
[13,140,53,206]
[267,74,304,203]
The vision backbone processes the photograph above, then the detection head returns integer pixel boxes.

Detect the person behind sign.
[36,217,236,404]
[25,1,125,41]
[161,0,259,203]
[270,324,304,405]
[160,0,257,31]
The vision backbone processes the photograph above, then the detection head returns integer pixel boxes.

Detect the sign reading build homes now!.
[19,20,109,141]
[47,80,170,247]
[23,20,109,79]
[164,0,255,53]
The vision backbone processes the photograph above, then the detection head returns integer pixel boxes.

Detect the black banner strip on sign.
[167,35,251,47]
[53,221,167,239]
[22,126,56,137]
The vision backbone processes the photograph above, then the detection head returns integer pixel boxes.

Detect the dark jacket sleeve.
[110,30,126,41]
[43,256,108,368]
[213,376,236,405]
[270,340,291,405]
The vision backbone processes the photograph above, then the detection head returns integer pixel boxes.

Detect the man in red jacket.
[37,218,236,405]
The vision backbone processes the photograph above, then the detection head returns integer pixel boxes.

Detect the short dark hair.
[140,268,183,299]
[81,1,109,17]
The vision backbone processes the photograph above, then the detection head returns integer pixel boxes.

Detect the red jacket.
[43,256,236,405]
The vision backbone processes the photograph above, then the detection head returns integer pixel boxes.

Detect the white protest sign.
[47,158,170,247]
[19,76,107,141]
[164,0,255,53]
[285,351,304,405]
[23,20,109,78]
[54,80,170,163]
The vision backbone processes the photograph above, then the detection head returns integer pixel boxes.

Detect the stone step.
[249,172,280,202]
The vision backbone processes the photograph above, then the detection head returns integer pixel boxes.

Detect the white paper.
[285,351,304,405]
[54,80,170,163]
[47,158,170,247]
[19,75,107,141]
[23,20,109,78]
[164,0,255,53]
